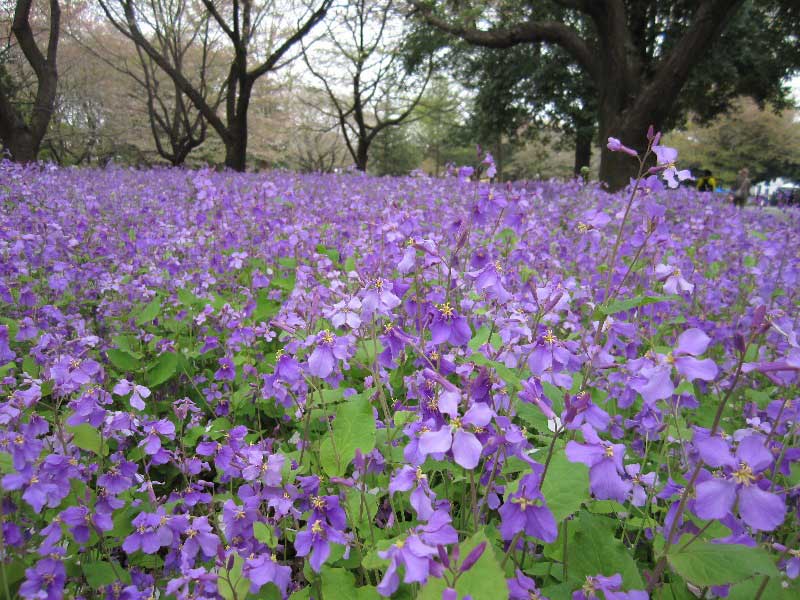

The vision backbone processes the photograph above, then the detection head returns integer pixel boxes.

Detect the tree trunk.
[1,127,38,162]
[224,135,247,171]
[355,140,368,171]
[573,128,592,176]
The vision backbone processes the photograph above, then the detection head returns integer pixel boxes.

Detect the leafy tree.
[410,0,800,189]
[0,0,61,162]
[370,121,421,175]
[99,0,332,171]
[665,97,800,185]
[410,74,471,176]
[302,0,432,172]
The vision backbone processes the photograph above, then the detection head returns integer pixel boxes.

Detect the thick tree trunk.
[1,127,38,163]
[355,140,368,171]
[224,135,247,171]
[573,128,592,176]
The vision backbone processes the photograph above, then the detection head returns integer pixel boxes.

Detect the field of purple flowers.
[1,140,799,600]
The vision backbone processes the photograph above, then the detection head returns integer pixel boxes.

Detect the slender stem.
[501,530,525,568]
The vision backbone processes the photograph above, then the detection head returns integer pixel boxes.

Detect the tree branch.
[409,1,601,83]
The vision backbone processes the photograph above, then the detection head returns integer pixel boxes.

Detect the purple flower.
[389,465,436,519]
[566,425,632,503]
[607,137,638,157]
[467,260,511,303]
[573,573,648,600]
[418,403,493,469]
[139,418,176,455]
[508,569,549,600]
[654,263,694,295]
[694,434,786,531]
[562,391,610,431]
[361,278,401,318]
[178,516,219,560]
[244,553,292,597]
[430,303,471,346]
[652,144,692,188]
[214,356,236,381]
[631,328,718,403]
[113,379,152,411]
[0,325,15,366]
[377,535,439,596]
[625,464,656,507]
[294,518,347,572]
[19,554,66,600]
[307,330,352,378]
[123,509,173,554]
[498,472,558,543]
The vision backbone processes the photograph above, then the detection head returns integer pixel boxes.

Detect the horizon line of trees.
[1,1,799,189]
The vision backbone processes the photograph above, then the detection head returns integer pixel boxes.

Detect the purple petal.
[589,459,632,503]
[430,320,450,345]
[675,356,718,382]
[462,403,493,427]
[452,429,482,469]
[695,436,735,468]
[735,435,773,473]
[308,347,334,378]
[694,478,737,520]
[419,427,452,456]
[565,440,605,467]
[676,328,711,356]
[738,486,785,531]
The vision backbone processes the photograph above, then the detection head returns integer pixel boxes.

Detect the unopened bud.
[437,544,450,568]
[752,304,766,332]
[733,333,746,355]
[459,542,486,572]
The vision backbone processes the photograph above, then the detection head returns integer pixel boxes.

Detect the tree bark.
[573,128,592,177]
[0,0,61,163]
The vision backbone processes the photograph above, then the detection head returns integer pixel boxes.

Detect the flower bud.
[459,541,486,573]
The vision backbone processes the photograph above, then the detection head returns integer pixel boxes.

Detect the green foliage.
[566,512,644,589]
[420,529,508,600]
[319,394,377,477]
[666,540,779,587]
[541,454,590,522]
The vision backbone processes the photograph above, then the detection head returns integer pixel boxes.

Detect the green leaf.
[68,424,107,456]
[420,529,508,600]
[107,349,140,372]
[567,512,644,588]
[541,454,590,522]
[600,295,678,316]
[470,353,521,389]
[321,567,357,598]
[135,298,161,326]
[218,554,251,600]
[254,291,282,322]
[469,325,501,352]
[82,561,129,588]
[728,575,800,600]
[666,540,779,587]
[0,452,13,474]
[319,394,376,477]
[253,521,277,548]
[146,352,178,387]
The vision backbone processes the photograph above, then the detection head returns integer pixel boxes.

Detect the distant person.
[696,169,716,192]
[730,168,751,208]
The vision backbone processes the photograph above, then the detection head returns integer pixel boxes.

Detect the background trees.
[302,0,432,172]
[665,98,800,185]
[99,0,332,170]
[410,0,800,189]
[0,0,797,185]
[0,0,60,162]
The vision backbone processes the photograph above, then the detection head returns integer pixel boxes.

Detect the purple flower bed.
[0,142,798,600]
